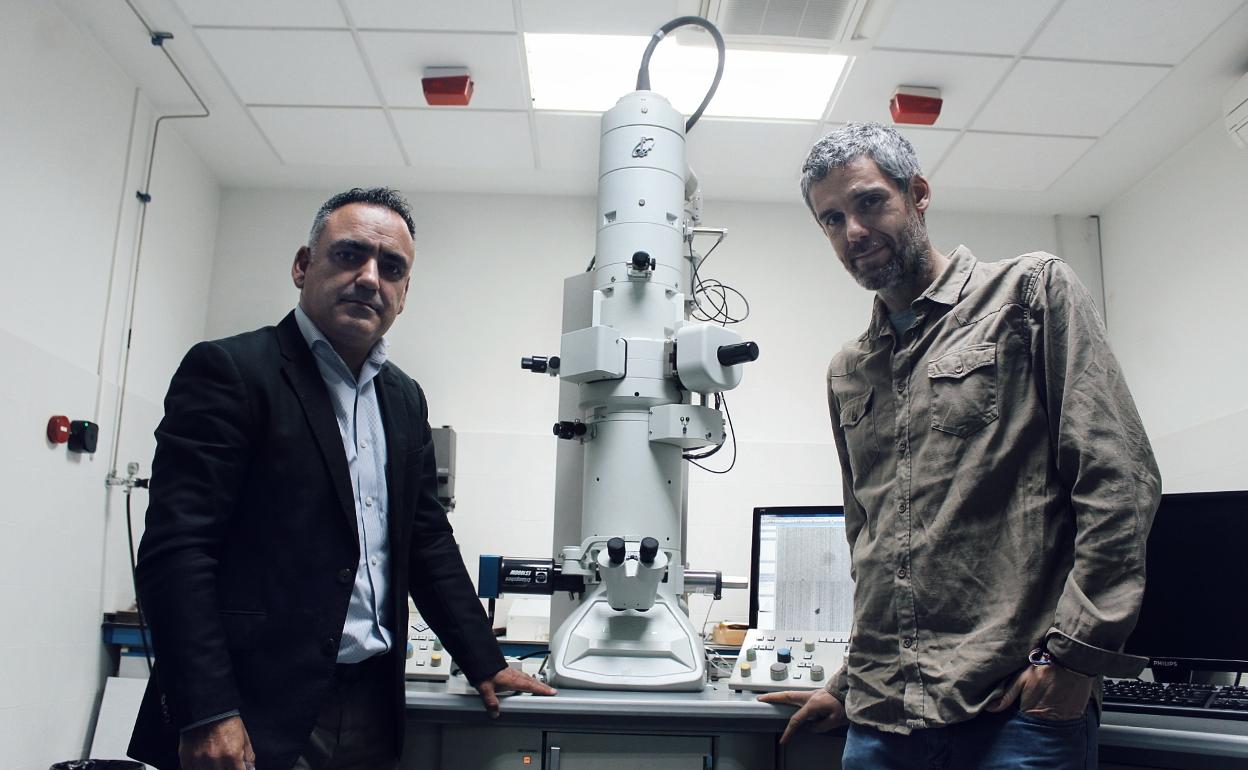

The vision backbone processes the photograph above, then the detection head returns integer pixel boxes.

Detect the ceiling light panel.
[525,32,849,120]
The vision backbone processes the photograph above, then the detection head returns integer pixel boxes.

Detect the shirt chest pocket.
[927,343,999,438]
[838,388,880,474]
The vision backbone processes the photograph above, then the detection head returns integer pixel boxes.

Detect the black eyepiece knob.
[631,251,651,270]
[716,341,759,366]
[522,356,549,373]
[607,537,626,565]
[639,537,659,565]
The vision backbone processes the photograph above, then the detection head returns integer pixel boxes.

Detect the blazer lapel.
[276,313,358,540]
[374,365,408,547]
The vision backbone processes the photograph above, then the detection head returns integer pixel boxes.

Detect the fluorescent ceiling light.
[525,32,849,121]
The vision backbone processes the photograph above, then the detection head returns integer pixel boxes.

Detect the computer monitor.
[1124,490,1248,677]
[749,506,853,632]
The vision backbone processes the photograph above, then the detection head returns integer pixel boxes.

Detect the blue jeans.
[842,706,1098,770]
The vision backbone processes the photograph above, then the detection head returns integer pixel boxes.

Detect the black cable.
[635,16,726,134]
[687,393,738,474]
[688,235,750,325]
[515,649,551,661]
[124,484,154,676]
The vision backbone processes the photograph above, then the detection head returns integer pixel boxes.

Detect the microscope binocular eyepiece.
[607,537,627,565]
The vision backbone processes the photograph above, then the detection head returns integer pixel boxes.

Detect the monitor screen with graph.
[749,506,854,632]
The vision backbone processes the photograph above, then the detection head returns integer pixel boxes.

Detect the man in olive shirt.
[760,123,1161,768]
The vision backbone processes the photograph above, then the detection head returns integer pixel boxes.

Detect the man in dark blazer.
[129,188,554,770]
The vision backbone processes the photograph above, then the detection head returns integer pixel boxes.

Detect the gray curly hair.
[800,123,923,216]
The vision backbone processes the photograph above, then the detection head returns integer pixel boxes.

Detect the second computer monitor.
[750,506,853,632]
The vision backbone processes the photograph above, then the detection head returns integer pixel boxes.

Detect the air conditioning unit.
[1226,72,1248,149]
[697,0,894,53]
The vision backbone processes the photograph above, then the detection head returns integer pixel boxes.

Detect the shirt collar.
[919,245,976,308]
[863,246,977,341]
[293,305,389,385]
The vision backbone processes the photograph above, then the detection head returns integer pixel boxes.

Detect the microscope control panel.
[728,629,849,693]
[405,620,452,682]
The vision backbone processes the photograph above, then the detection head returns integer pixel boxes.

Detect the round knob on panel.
[811,665,825,682]
[777,647,792,664]
[405,642,414,659]
[639,537,659,565]
[430,652,443,667]
[770,662,787,681]
[433,640,443,651]
[739,662,751,677]
[745,647,757,661]
[607,537,626,565]
[804,640,816,653]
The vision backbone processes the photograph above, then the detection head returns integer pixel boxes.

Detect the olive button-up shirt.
[825,247,1161,734]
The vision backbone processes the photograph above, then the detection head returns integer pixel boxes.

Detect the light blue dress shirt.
[294,306,393,663]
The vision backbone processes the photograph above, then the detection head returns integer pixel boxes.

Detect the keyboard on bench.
[1103,680,1248,719]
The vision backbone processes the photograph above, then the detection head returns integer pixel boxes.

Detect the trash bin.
[51,761,144,770]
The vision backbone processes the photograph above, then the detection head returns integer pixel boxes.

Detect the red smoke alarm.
[890,86,942,125]
[422,67,474,106]
[47,415,70,444]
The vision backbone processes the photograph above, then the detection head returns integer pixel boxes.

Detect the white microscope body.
[531,86,754,691]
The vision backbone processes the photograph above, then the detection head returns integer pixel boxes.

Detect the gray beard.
[852,215,931,292]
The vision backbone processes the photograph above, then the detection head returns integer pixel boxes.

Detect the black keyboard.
[1103,680,1248,720]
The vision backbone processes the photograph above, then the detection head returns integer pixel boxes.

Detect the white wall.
[207,187,1071,626]
[1100,120,1248,493]
[0,0,220,766]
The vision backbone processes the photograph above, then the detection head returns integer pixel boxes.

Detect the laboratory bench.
[403,678,1248,770]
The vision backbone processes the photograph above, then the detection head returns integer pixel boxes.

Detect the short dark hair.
[308,187,415,250]
[800,123,923,216]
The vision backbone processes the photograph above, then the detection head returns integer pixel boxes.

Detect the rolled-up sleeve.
[1028,259,1162,678]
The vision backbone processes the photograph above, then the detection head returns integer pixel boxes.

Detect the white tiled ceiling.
[343,0,516,32]
[873,0,1062,55]
[360,31,531,110]
[829,50,1014,129]
[251,107,403,166]
[534,112,602,173]
[172,0,346,28]
[392,109,535,170]
[1028,0,1245,65]
[972,60,1170,136]
[935,132,1095,190]
[75,0,1248,212]
[197,29,378,106]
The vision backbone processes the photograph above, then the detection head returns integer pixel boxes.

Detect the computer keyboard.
[1103,680,1248,719]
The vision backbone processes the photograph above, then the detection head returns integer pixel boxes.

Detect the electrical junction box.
[558,325,626,383]
[648,403,724,449]
[431,426,456,511]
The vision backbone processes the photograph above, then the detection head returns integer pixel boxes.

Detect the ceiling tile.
[343,0,516,32]
[196,29,378,106]
[359,31,529,110]
[392,110,534,170]
[829,50,1013,129]
[972,59,1169,136]
[875,0,1061,55]
[893,127,962,174]
[1028,0,1244,65]
[934,132,1094,190]
[520,0,685,35]
[535,112,601,173]
[687,119,818,181]
[173,0,346,28]
[251,107,403,166]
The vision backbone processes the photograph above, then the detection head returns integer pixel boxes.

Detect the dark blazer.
[128,312,504,770]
